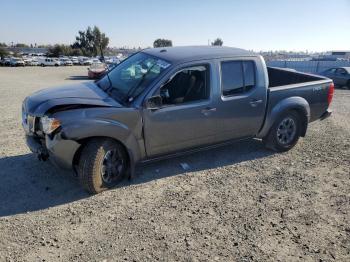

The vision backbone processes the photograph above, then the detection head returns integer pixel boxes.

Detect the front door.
[143,63,218,157]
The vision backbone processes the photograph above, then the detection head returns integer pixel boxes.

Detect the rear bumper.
[25,133,80,169]
[320,109,332,120]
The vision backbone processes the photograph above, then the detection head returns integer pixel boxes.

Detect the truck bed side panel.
[268,80,331,122]
[258,68,332,138]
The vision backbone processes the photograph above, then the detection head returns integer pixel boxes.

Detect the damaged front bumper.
[25,133,80,169]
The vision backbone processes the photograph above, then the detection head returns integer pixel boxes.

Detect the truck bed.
[266,67,332,123]
[267,67,324,88]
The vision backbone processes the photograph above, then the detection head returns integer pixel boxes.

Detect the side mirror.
[145,95,162,110]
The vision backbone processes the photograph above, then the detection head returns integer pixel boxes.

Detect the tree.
[153,39,173,48]
[73,26,109,58]
[48,44,65,57]
[15,43,29,48]
[70,48,83,56]
[0,43,7,47]
[0,47,9,59]
[47,44,82,57]
[92,26,109,60]
[211,38,223,46]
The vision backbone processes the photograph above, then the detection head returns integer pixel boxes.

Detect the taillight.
[327,82,334,106]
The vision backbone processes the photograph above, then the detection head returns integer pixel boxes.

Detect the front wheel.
[347,80,350,90]
[78,139,128,194]
[263,111,301,152]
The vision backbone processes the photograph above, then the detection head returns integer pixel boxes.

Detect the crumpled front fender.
[61,118,143,165]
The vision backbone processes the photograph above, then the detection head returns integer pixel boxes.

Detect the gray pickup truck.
[22,46,334,194]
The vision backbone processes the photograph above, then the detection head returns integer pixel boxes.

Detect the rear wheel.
[78,138,128,194]
[263,111,301,152]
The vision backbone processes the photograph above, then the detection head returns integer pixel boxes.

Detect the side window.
[221,60,256,97]
[160,65,210,105]
[243,61,256,92]
[336,68,346,75]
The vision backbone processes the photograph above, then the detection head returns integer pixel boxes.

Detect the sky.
[1,0,349,52]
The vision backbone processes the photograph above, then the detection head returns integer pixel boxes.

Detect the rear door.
[214,57,267,141]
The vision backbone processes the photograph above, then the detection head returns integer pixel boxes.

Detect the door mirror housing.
[146,95,163,110]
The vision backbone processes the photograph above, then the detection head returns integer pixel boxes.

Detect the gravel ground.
[0,67,349,262]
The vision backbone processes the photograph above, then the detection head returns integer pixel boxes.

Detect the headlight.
[40,116,61,134]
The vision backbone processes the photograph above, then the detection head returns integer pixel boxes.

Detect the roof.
[142,46,255,64]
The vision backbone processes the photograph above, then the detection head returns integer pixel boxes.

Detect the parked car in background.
[71,58,80,65]
[38,58,61,67]
[10,57,25,67]
[0,58,11,66]
[59,58,73,66]
[29,59,39,66]
[92,58,101,64]
[320,67,350,89]
[23,57,33,66]
[88,63,107,79]
[105,57,120,65]
[22,46,334,194]
[79,58,93,65]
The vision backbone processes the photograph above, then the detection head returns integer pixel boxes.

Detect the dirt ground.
[0,67,349,262]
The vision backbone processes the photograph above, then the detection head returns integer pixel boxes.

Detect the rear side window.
[221,61,256,96]
[336,68,347,75]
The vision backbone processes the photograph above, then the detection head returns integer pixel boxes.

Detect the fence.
[266,60,350,73]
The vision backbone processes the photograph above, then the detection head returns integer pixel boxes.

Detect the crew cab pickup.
[22,46,334,194]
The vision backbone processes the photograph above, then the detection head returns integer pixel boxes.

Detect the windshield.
[99,52,171,102]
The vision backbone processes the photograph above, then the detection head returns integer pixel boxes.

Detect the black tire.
[78,138,128,194]
[263,111,301,152]
[347,80,350,90]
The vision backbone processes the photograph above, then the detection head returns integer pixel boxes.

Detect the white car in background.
[71,57,80,65]
[29,59,39,66]
[105,57,120,65]
[38,58,61,67]
[59,58,73,66]
[23,57,39,66]
[10,57,25,67]
[91,58,101,64]
[79,57,92,65]
[23,57,33,66]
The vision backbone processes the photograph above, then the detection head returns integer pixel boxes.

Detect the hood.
[24,81,122,115]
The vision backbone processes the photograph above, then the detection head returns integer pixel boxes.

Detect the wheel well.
[289,108,308,137]
[72,136,130,172]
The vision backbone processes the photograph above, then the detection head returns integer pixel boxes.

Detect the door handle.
[201,107,217,115]
[249,99,263,107]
